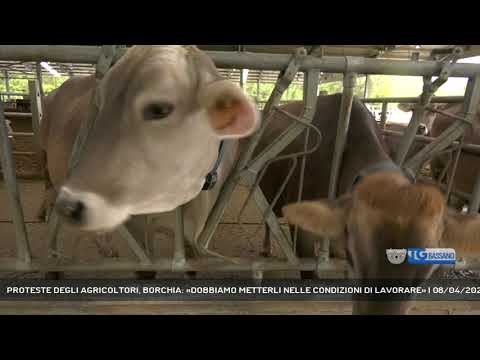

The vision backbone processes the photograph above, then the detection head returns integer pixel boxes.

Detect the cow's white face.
[55,46,259,231]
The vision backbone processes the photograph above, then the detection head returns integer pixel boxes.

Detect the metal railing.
[1,46,480,275]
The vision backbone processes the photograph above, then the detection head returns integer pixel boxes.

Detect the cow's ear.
[199,80,260,139]
[282,195,352,239]
[442,210,480,257]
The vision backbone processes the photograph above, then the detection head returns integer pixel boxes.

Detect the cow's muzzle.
[55,189,86,226]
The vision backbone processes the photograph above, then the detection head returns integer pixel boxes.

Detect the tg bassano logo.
[407,248,456,265]
[386,248,456,265]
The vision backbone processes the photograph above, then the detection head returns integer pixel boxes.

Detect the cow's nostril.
[56,196,86,225]
[67,201,84,222]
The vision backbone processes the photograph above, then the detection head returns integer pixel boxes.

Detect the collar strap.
[202,141,226,191]
[352,160,416,189]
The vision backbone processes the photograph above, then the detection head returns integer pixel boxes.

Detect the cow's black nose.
[55,192,85,225]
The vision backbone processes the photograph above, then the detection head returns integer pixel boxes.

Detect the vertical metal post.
[197,49,307,252]
[363,74,369,99]
[294,70,320,249]
[464,77,480,215]
[0,102,31,263]
[394,80,431,166]
[173,205,186,268]
[4,71,10,101]
[28,80,43,149]
[256,76,260,106]
[405,75,480,176]
[379,101,388,129]
[35,62,44,99]
[328,72,358,199]
[395,48,462,166]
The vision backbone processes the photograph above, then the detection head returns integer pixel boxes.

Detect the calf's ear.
[199,80,260,139]
[442,210,480,257]
[282,195,352,239]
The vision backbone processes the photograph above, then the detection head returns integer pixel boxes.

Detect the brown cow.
[258,95,480,315]
[398,102,480,209]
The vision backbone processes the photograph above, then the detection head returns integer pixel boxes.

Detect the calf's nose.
[55,190,86,225]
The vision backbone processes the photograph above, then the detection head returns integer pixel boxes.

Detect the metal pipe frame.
[0,256,477,272]
[1,46,480,77]
[3,112,32,118]
[0,257,347,273]
[362,96,464,104]
[44,46,152,270]
[0,102,31,263]
[329,72,357,199]
[381,129,480,155]
[28,81,43,151]
[1,45,480,274]
[3,71,10,101]
[405,75,480,174]
[0,92,29,97]
[196,49,309,266]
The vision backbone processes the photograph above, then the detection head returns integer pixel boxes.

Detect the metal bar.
[0,92,29,97]
[328,72,357,199]
[0,257,347,272]
[28,81,42,149]
[405,75,480,175]
[363,74,368,99]
[445,135,465,202]
[379,101,388,129]
[12,151,36,156]
[3,71,10,101]
[418,175,471,202]
[1,46,480,77]
[362,96,464,104]
[35,63,44,99]
[3,112,32,118]
[0,102,31,263]
[294,70,320,249]
[173,205,186,268]
[469,173,480,214]
[10,132,34,137]
[197,49,306,251]
[116,226,152,265]
[396,53,462,166]
[46,46,120,261]
[251,186,298,263]
[382,129,480,155]
[395,77,435,166]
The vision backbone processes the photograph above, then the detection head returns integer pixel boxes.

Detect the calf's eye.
[143,102,174,121]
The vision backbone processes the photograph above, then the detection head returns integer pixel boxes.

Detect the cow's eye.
[143,102,174,121]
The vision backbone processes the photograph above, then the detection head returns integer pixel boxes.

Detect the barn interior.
[1,45,480,314]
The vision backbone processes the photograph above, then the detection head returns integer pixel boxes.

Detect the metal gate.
[1,45,480,276]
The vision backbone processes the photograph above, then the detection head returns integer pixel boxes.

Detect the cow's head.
[55,46,259,231]
[397,103,447,134]
[283,171,480,315]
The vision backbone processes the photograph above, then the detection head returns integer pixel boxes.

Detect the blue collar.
[202,141,226,191]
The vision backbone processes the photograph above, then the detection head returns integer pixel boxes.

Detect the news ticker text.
[1,279,480,301]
